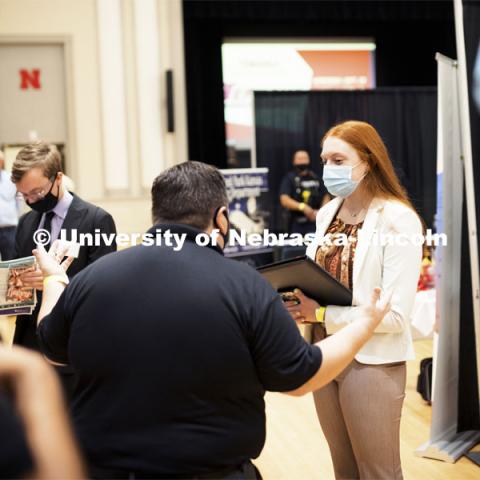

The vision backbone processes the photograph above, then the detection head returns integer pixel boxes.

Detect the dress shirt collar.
[52,189,73,219]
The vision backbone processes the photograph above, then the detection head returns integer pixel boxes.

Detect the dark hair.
[12,142,62,183]
[151,161,228,229]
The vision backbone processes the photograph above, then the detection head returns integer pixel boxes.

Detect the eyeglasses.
[16,175,57,202]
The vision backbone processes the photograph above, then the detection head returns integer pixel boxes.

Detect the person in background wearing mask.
[279,150,329,258]
[10,141,117,398]
[286,121,423,480]
[0,150,22,260]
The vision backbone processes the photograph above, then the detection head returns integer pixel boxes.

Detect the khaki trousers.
[312,327,406,480]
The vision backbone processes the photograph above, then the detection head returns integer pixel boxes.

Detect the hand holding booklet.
[0,239,80,316]
[257,255,352,307]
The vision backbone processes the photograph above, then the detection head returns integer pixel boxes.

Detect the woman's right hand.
[285,289,320,324]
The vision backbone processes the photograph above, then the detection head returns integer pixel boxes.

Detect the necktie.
[42,211,55,251]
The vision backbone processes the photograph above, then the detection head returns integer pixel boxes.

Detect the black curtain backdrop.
[183,0,455,167]
[254,89,437,232]
[458,0,480,433]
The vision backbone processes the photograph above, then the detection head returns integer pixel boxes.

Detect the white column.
[96,0,130,191]
[158,0,189,168]
[133,0,165,189]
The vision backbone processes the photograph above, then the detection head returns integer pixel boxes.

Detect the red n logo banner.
[19,69,41,89]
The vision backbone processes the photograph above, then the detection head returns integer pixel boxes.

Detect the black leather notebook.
[257,255,352,306]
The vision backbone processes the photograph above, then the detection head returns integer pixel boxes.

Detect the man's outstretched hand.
[356,286,392,332]
[32,240,75,279]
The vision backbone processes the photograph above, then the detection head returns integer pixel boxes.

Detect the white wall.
[0,0,188,234]
[0,43,68,143]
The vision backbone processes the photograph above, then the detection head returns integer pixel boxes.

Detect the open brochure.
[0,256,37,316]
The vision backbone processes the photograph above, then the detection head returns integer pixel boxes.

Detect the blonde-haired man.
[11,141,117,398]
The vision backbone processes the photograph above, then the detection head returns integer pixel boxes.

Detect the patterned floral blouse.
[315,217,364,291]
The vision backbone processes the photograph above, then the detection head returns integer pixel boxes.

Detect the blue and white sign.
[221,168,270,256]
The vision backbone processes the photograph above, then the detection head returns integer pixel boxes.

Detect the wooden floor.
[1,317,479,479]
[254,340,480,479]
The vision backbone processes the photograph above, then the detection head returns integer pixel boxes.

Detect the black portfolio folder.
[257,255,352,306]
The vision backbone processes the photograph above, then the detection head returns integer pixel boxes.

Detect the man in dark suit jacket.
[10,142,116,396]
[13,194,117,348]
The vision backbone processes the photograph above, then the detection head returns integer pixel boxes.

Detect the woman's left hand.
[285,288,320,323]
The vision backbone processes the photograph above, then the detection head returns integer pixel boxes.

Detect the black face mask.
[27,176,60,213]
[295,164,309,173]
[213,207,230,248]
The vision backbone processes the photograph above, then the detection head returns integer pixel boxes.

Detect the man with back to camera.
[10,141,117,396]
[33,161,390,479]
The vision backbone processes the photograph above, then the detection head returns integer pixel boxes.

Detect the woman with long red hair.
[287,120,423,479]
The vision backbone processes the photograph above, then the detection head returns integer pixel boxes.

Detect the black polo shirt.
[279,170,324,224]
[0,394,33,478]
[37,224,321,476]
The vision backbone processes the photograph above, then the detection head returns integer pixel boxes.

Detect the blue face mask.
[322,163,363,198]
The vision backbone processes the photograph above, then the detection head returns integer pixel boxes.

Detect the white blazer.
[305,196,423,364]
